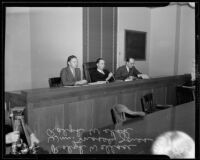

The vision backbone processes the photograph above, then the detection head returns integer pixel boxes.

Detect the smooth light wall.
[5,7,195,91]
[30,8,83,89]
[5,9,32,91]
[178,6,195,75]
[117,7,151,75]
[149,6,177,77]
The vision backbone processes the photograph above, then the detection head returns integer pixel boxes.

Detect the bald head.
[126,57,135,69]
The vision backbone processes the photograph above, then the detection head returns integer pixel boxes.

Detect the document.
[63,85,80,87]
[137,74,150,79]
[88,81,107,85]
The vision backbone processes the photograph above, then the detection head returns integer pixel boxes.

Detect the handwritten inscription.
[46,124,153,154]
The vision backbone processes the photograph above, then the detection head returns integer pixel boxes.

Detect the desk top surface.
[21,74,189,93]
[5,74,191,104]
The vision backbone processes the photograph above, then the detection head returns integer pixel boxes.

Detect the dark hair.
[67,55,77,64]
[126,57,134,62]
[96,58,104,64]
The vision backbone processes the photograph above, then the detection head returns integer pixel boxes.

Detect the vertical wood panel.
[153,87,166,104]
[117,92,137,111]
[83,7,88,63]
[64,100,93,130]
[83,7,117,74]
[92,95,117,128]
[89,7,101,61]
[113,7,117,72]
[166,85,177,105]
[102,7,114,72]
[135,91,143,111]
[29,104,64,142]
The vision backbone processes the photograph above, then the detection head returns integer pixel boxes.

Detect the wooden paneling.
[5,74,192,143]
[64,100,93,130]
[83,7,117,73]
[89,7,101,61]
[166,85,177,105]
[92,95,117,128]
[153,87,167,104]
[83,7,88,63]
[102,7,114,72]
[113,7,117,73]
[29,104,64,141]
[117,92,137,111]
[135,90,144,111]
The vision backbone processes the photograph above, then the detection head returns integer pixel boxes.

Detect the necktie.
[127,67,129,74]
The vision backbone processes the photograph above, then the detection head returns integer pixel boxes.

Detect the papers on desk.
[63,85,80,87]
[124,79,132,82]
[137,74,150,79]
[63,81,107,87]
[88,81,107,85]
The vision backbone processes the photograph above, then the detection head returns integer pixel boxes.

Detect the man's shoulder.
[117,65,126,70]
[60,67,69,74]
[103,69,109,73]
[131,66,138,71]
[91,69,98,74]
[61,67,68,72]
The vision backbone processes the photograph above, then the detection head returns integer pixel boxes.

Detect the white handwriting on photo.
[46,124,153,154]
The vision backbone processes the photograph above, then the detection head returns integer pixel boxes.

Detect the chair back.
[176,86,194,105]
[141,93,154,113]
[83,62,97,82]
[110,104,127,125]
[48,77,62,88]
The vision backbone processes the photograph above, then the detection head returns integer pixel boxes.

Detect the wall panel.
[83,7,117,73]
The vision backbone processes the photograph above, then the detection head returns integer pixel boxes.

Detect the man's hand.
[6,131,19,144]
[106,72,113,81]
[137,111,146,116]
[137,74,149,79]
[75,80,88,85]
[125,76,133,81]
[30,133,40,148]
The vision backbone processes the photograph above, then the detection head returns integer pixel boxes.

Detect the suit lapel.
[67,67,76,81]
[124,65,129,74]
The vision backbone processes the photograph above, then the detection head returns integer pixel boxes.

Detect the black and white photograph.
[2,1,199,159]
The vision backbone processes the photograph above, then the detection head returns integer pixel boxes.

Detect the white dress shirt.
[97,68,105,75]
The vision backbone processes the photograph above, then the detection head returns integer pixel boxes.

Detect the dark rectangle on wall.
[89,7,101,62]
[102,7,114,72]
[125,30,146,60]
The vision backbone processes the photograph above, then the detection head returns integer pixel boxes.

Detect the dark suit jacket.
[91,69,114,83]
[115,65,141,80]
[60,66,81,86]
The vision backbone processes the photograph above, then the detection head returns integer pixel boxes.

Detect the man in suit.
[90,58,114,83]
[60,55,87,86]
[115,57,141,81]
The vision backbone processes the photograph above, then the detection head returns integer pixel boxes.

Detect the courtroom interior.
[4,2,197,158]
